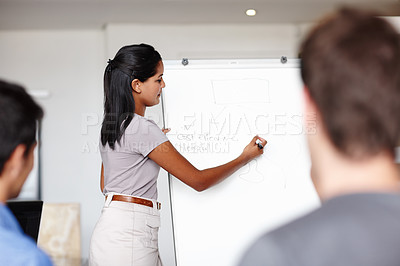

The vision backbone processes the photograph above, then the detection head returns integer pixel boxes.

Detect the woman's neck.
[134,105,146,117]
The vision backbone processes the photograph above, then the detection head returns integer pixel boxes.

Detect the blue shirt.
[0,203,53,266]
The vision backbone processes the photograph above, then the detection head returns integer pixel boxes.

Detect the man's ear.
[2,144,27,180]
[303,85,323,133]
[303,85,315,113]
[131,79,141,94]
[303,85,317,114]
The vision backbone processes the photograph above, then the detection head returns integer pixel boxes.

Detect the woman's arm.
[148,136,266,192]
[100,164,104,193]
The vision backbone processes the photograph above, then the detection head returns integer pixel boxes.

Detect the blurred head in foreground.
[0,80,43,202]
[301,8,400,199]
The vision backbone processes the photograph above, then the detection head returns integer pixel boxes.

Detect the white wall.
[0,30,105,260]
[0,23,308,265]
[105,23,304,60]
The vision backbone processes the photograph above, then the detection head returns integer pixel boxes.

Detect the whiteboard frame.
[163,58,300,70]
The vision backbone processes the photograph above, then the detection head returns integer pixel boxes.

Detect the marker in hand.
[162,128,171,134]
[256,139,264,150]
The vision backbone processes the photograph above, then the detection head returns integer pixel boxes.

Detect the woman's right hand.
[240,136,267,163]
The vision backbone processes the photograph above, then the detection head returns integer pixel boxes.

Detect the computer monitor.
[6,200,43,243]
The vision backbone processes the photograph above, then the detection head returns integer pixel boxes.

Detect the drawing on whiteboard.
[264,137,305,188]
[238,159,264,183]
[211,79,270,105]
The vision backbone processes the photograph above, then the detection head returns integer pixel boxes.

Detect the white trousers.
[89,194,163,266]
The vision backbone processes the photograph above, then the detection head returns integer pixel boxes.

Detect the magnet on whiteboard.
[281,56,288,64]
[182,58,189,66]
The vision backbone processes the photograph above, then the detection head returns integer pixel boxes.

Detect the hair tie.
[106,59,113,72]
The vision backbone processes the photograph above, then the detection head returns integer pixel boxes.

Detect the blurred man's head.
[0,80,43,201]
[301,8,400,159]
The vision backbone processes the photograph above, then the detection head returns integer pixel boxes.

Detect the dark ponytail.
[101,43,162,149]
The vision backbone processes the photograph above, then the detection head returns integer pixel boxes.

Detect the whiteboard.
[163,59,320,266]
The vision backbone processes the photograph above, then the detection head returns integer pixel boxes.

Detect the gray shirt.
[100,114,168,200]
[239,193,400,266]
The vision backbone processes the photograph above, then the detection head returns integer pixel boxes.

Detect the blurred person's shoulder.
[240,193,400,266]
[0,205,53,266]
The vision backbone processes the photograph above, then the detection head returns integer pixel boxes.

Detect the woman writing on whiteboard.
[89,43,267,266]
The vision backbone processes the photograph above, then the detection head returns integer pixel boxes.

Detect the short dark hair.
[0,80,43,174]
[101,43,162,149]
[300,8,400,158]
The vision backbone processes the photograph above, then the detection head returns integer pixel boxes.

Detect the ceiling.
[0,0,400,30]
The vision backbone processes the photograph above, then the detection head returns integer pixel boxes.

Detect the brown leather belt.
[108,194,161,210]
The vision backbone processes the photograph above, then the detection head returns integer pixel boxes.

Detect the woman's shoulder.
[125,114,160,134]
[136,114,158,125]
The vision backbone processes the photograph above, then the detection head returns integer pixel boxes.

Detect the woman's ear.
[131,79,141,94]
